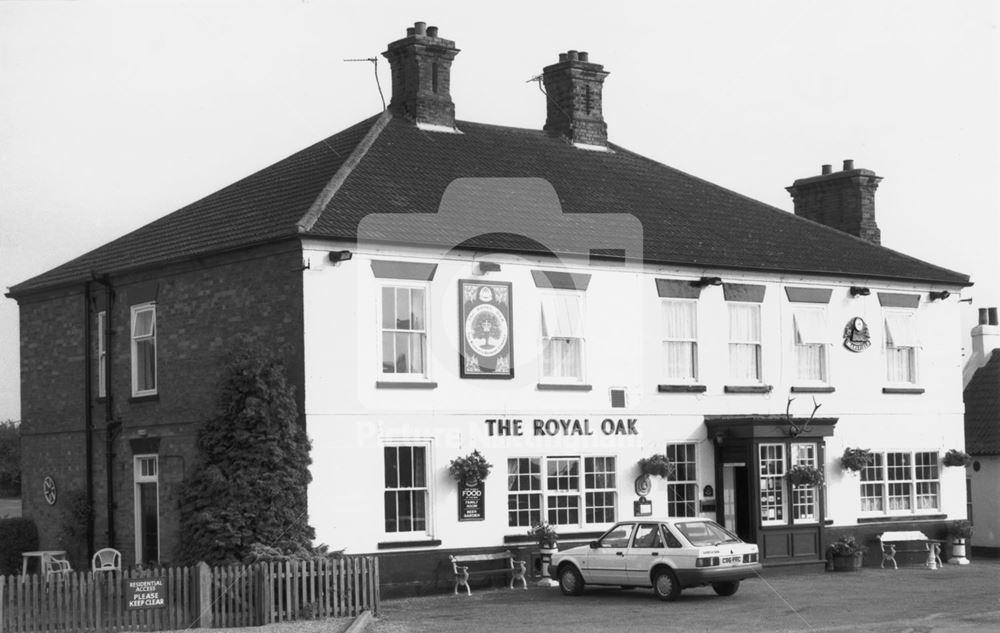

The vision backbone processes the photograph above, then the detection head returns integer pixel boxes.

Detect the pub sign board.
[458,478,486,521]
[127,577,166,610]
[459,280,513,378]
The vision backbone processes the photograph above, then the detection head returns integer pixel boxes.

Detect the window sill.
[882,387,925,395]
[375,381,438,390]
[724,385,773,394]
[128,394,159,403]
[536,383,593,392]
[657,384,707,393]
[856,513,945,524]
[503,531,605,545]
[377,539,442,550]
[791,386,836,393]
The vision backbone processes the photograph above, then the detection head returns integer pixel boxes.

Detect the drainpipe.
[83,282,95,555]
[92,274,117,548]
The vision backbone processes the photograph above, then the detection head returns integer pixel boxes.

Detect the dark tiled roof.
[964,349,1000,455]
[9,113,970,296]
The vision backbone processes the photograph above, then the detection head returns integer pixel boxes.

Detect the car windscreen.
[674,521,741,546]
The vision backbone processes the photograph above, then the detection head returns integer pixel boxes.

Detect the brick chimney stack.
[786,160,883,245]
[382,22,460,128]
[542,50,610,147]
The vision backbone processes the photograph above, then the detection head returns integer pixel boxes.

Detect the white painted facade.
[301,240,967,555]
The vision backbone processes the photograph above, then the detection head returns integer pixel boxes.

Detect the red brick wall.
[16,240,306,568]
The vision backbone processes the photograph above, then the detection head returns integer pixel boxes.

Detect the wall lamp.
[474,261,502,275]
[849,286,871,297]
[929,290,951,301]
[691,276,723,288]
[329,250,353,263]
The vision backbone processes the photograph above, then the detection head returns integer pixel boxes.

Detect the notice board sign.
[458,478,485,521]
[126,577,166,610]
[459,280,513,378]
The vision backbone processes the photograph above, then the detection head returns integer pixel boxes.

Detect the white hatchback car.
[550,518,762,601]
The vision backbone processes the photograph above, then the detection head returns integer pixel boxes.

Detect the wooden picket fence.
[0,556,379,632]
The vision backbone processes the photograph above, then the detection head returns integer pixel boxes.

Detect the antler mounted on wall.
[785,396,822,437]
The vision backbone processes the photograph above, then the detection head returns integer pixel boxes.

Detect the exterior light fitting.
[691,276,723,288]
[474,261,501,275]
[929,290,951,301]
[849,286,870,297]
[329,250,353,263]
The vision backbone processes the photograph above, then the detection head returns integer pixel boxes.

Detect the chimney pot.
[821,164,832,175]
[426,25,438,37]
[979,308,990,325]
[579,51,589,62]
[406,27,415,36]
[414,21,426,35]
[843,159,854,170]
[990,307,999,326]
[559,53,568,62]
[568,50,579,61]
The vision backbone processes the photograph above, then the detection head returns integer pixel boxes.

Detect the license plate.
[721,556,742,565]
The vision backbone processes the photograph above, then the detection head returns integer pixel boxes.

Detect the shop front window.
[759,443,785,525]
[791,443,818,523]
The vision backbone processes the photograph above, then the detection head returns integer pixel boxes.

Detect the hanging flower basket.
[448,450,493,483]
[840,447,874,472]
[942,449,973,468]
[638,454,675,478]
[786,465,824,486]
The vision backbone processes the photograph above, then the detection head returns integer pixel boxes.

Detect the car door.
[626,523,667,585]
[583,523,634,585]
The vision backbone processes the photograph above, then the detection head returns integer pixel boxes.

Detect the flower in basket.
[840,447,874,472]
[942,449,973,468]
[528,520,559,548]
[949,520,973,540]
[638,454,675,478]
[827,535,868,557]
[786,464,824,487]
[448,450,493,483]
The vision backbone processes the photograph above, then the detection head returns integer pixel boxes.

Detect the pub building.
[8,22,970,595]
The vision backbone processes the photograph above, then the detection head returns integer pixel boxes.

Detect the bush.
[0,518,39,575]
[177,344,314,565]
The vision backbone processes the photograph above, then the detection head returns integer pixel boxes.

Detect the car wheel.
[558,565,585,596]
[712,580,740,596]
[652,568,681,601]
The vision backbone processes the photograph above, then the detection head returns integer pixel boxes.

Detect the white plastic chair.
[91,548,121,575]
[45,555,72,581]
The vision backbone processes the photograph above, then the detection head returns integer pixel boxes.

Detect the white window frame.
[97,311,107,398]
[539,290,587,384]
[792,307,829,384]
[883,310,919,385]
[130,303,157,397]
[728,302,763,383]
[665,443,698,517]
[859,450,940,516]
[378,282,430,380]
[506,455,616,529]
[382,441,432,538]
[133,454,160,565]
[662,299,699,383]
[790,443,819,524]
[759,443,786,526]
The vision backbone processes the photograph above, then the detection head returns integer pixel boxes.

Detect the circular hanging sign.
[634,474,652,497]
[43,476,57,505]
[843,316,871,353]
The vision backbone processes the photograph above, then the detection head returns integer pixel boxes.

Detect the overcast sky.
[1,0,998,421]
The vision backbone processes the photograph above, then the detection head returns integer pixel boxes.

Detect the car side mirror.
[589,541,599,549]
